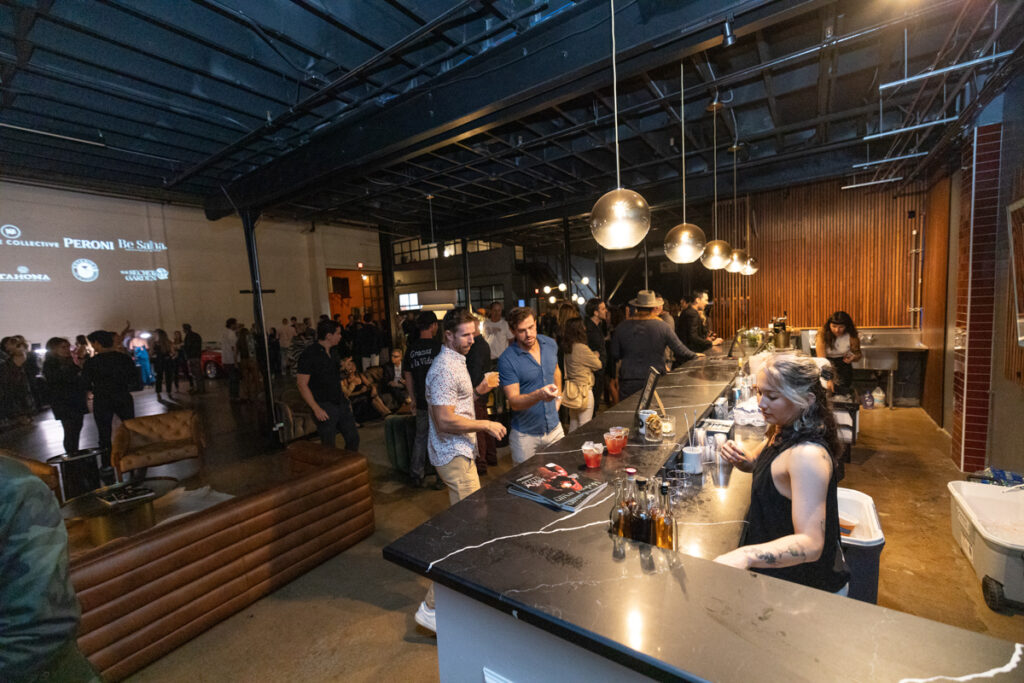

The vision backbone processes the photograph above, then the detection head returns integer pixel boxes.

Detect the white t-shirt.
[221,328,238,364]
[278,324,295,348]
[827,333,852,357]
[482,318,512,360]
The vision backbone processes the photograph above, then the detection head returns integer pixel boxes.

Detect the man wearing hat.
[610,290,700,399]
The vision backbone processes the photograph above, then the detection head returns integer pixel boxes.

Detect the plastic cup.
[712,453,733,488]
[604,432,624,455]
[583,444,604,469]
[485,371,499,388]
[682,446,702,474]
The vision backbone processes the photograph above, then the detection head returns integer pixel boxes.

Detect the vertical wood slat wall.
[710,178,926,339]
[1006,166,1024,385]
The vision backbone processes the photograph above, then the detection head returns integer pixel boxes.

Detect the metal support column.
[597,249,605,300]
[562,217,572,299]
[240,209,278,439]
[461,237,471,311]
[378,233,396,348]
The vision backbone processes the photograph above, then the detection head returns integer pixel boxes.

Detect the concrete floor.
[2,382,1020,681]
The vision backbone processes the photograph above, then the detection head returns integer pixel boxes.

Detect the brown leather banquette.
[69,442,374,681]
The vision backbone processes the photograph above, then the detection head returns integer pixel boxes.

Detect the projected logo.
[121,267,170,282]
[71,258,100,282]
[0,264,51,282]
[1,224,21,239]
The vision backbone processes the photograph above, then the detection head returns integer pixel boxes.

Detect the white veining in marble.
[897,642,1022,682]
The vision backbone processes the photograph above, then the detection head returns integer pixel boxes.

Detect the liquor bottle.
[631,478,652,544]
[608,479,629,537]
[655,481,676,550]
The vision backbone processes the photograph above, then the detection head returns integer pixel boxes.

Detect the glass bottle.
[655,481,676,550]
[608,479,629,537]
[631,478,652,544]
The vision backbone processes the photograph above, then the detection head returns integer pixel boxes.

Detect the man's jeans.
[93,393,135,462]
[509,424,565,464]
[315,401,360,451]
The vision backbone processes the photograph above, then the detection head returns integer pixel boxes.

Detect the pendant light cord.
[732,143,738,230]
[680,63,686,223]
[611,0,621,188]
[713,105,718,240]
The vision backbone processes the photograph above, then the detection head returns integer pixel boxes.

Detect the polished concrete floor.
[2,382,1020,681]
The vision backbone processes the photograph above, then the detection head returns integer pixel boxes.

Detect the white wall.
[0,181,380,345]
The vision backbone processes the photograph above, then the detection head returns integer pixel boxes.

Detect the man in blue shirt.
[498,306,562,464]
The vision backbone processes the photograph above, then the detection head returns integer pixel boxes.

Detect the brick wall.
[951,124,1002,471]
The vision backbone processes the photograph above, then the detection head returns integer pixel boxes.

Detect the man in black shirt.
[296,320,359,451]
[182,323,204,394]
[403,311,441,487]
[584,298,608,411]
[678,290,723,352]
[465,317,498,474]
[81,330,140,465]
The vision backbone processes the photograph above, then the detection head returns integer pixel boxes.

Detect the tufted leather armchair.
[110,410,204,476]
[0,448,60,498]
[275,388,319,442]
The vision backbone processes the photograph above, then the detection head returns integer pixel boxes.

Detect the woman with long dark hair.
[815,311,861,394]
[558,318,601,431]
[43,337,88,454]
[715,354,850,594]
[152,329,174,399]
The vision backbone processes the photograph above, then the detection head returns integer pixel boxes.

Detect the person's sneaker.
[414,601,436,633]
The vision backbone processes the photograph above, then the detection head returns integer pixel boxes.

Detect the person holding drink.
[414,308,507,633]
[466,312,500,474]
[498,306,563,464]
[714,354,850,595]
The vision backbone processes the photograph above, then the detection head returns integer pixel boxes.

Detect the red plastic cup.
[583,446,603,469]
[604,432,624,455]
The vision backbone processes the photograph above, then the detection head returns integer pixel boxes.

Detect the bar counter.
[383,354,1020,682]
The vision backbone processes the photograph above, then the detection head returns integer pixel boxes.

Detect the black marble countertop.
[384,355,1021,682]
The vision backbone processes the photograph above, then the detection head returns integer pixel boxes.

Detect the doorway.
[327,268,384,324]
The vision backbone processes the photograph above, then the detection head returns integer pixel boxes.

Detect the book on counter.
[507,463,607,511]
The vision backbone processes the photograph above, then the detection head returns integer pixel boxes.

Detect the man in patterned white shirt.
[414,308,506,634]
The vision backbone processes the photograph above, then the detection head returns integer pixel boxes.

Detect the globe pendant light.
[701,91,731,270]
[725,140,747,273]
[665,63,706,264]
[590,0,650,250]
[742,255,760,275]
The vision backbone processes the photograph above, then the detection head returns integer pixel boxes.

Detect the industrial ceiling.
[2,0,1022,247]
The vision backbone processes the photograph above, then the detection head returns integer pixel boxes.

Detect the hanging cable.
[681,63,686,223]
[610,0,621,188]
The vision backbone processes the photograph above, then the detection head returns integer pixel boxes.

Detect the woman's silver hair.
[760,354,839,458]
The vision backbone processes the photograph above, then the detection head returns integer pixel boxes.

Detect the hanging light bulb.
[742,255,760,275]
[548,295,557,304]
[666,62,706,264]
[590,0,650,250]
[580,276,590,286]
[543,285,551,294]
[725,248,748,273]
[558,283,567,292]
[701,92,731,270]
[591,188,651,250]
[725,139,745,273]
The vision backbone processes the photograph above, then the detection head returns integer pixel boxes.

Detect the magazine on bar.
[507,462,607,511]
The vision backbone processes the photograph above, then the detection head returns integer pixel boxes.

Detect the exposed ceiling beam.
[203,0,826,219]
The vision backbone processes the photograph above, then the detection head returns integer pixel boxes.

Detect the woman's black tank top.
[741,429,850,592]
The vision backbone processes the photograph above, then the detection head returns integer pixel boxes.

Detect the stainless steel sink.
[800,329,928,396]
